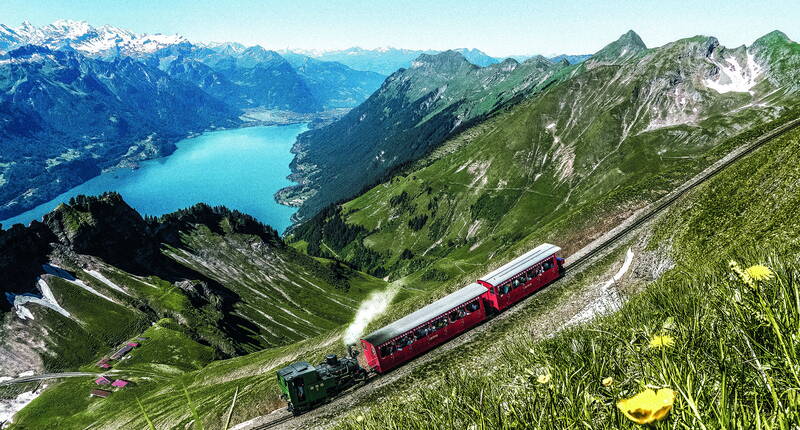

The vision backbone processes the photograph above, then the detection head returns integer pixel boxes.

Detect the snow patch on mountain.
[9,279,72,320]
[0,383,47,424]
[567,248,633,326]
[86,270,129,295]
[42,264,117,303]
[704,52,763,94]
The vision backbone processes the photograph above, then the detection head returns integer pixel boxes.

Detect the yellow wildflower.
[602,377,614,387]
[649,335,675,348]
[537,374,550,384]
[617,388,675,424]
[356,415,364,422]
[745,265,774,282]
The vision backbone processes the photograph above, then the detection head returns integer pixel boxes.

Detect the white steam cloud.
[343,287,398,345]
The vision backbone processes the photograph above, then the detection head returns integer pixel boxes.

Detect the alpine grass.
[334,252,800,429]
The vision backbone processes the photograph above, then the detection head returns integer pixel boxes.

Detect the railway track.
[245,115,800,430]
[250,414,293,430]
[565,115,800,273]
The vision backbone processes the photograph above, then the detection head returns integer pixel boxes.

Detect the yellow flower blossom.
[356,415,364,422]
[617,388,675,424]
[602,377,614,387]
[649,335,675,348]
[745,265,774,282]
[537,374,550,384]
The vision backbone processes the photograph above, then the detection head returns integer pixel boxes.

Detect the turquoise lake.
[0,124,305,232]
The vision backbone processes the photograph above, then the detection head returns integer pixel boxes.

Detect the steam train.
[277,243,563,415]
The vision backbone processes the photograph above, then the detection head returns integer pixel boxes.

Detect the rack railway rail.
[255,115,800,429]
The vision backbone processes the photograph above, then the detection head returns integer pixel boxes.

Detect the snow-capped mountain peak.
[0,20,188,57]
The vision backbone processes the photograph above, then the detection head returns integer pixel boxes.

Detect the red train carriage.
[361,283,490,373]
[479,243,562,311]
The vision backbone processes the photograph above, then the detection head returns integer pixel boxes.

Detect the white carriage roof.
[362,282,487,346]
[478,243,561,286]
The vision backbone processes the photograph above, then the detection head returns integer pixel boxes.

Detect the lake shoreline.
[1,124,308,233]
[0,107,350,225]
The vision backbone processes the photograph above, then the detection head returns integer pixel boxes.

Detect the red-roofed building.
[111,379,129,388]
[90,389,111,398]
[110,345,133,359]
[94,376,111,385]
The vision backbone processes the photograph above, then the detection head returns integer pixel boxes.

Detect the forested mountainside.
[278,50,569,218]
[289,30,800,285]
[0,20,386,222]
[0,193,385,377]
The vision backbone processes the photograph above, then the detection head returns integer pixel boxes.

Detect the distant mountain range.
[286,46,591,75]
[0,19,593,222]
[0,20,187,57]
[0,21,388,220]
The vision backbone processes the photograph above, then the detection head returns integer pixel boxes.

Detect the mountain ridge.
[276,49,570,219]
[0,192,386,377]
[288,30,800,283]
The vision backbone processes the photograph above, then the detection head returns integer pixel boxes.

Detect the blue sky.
[2,0,798,56]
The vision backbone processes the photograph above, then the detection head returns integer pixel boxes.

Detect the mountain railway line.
[247,115,800,430]
[565,114,800,273]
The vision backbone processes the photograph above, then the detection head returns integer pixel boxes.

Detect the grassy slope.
[163,224,387,350]
[10,321,351,429]
[325,114,800,429]
[282,53,569,220]
[6,216,386,428]
[290,34,797,299]
[18,117,800,430]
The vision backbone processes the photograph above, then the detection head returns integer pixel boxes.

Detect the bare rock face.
[0,314,46,377]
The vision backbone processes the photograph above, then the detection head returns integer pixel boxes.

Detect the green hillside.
[277,50,570,218]
[8,30,800,430]
[325,102,800,430]
[0,193,387,376]
[289,32,800,293]
[15,118,800,430]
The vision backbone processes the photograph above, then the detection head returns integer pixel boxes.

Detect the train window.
[415,327,429,339]
[434,318,448,329]
[449,310,464,322]
[380,345,393,357]
[543,260,553,270]
[500,284,511,295]
[466,301,480,313]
